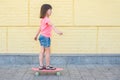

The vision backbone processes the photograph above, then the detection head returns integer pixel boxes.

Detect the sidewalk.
[0,65,120,80]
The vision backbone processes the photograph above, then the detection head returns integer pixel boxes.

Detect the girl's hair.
[40,4,52,18]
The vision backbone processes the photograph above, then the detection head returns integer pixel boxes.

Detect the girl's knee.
[40,47,45,53]
[41,50,44,54]
[45,47,50,50]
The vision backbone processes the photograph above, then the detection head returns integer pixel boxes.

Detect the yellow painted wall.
[0,0,120,54]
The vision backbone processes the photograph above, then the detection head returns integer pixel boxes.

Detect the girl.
[34,4,63,70]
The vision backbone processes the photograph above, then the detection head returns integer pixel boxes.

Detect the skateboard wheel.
[35,72,40,76]
[56,72,61,76]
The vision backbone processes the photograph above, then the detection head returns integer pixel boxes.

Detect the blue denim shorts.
[39,35,51,47]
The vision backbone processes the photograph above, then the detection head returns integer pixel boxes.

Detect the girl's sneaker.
[46,65,56,70]
[39,66,44,70]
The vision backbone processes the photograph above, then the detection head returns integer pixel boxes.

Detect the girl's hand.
[34,36,38,41]
[58,32,63,35]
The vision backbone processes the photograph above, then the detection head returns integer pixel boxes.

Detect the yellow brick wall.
[0,0,120,54]
[98,27,120,53]
[74,0,120,25]
[0,0,28,26]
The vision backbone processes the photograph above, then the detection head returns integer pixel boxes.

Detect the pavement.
[0,65,120,80]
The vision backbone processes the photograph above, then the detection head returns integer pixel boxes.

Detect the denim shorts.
[39,35,51,47]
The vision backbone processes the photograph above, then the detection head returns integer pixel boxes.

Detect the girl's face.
[46,9,52,17]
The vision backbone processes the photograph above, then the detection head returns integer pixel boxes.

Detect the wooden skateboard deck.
[32,67,63,76]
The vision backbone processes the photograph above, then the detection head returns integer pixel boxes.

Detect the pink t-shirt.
[40,17,52,37]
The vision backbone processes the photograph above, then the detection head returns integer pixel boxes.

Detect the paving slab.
[0,65,120,80]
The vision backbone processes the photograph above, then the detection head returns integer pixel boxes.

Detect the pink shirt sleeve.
[45,18,50,25]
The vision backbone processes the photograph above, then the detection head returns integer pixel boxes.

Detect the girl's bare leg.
[45,47,50,66]
[39,46,45,66]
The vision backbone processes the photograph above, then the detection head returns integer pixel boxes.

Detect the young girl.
[34,4,63,70]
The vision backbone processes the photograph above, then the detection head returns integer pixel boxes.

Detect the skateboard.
[32,67,63,76]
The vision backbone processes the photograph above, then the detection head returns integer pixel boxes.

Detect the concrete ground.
[0,65,120,80]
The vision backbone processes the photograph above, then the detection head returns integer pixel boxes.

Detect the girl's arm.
[52,25,63,35]
[34,27,41,41]
[47,22,63,35]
